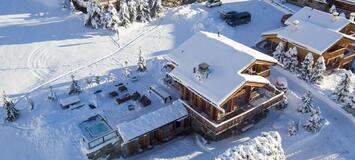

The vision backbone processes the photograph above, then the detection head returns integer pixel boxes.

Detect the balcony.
[182,84,284,135]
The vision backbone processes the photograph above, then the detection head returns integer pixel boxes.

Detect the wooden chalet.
[164,32,284,140]
[259,7,355,69]
[117,101,189,157]
[328,0,355,17]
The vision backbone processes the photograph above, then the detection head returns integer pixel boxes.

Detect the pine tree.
[105,3,120,30]
[48,86,58,102]
[136,0,151,22]
[298,91,314,113]
[282,48,292,69]
[304,106,323,133]
[332,71,352,102]
[84,0,103,29]
[2,91,20,122]
[288,47,299,73]
[288,121,297,136]
[329,5,337,14]
[123,61,131,78]
[272,42,284,63]
[69,75,82,95]
[311,56,326,83]
[343,96,355,109]
[276,94,288,110]
[148,0,163,18]
[137,48,146,72]
[117,0,131,27]
[127,0,137,22]
[95,75,100,84]
[299,53,314,82]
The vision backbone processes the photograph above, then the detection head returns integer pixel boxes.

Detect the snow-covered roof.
[263,20,343,55]
[117,100,188,144]
[285,6,351,31]
[166,31,276,108]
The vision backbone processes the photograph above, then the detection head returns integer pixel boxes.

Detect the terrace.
[181,84,284,135]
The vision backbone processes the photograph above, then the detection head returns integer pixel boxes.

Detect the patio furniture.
[109,91,119,98]
[139,95,151,107]
[116,93,131,104]
[118,85,128,93]
[131,92,141,101]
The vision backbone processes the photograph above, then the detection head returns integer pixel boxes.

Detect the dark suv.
[220,11,251,27]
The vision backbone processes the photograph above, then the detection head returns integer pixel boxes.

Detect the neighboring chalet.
[328,0,355,17]
[164,32,284,140]
[260,7,355,69]
[286,0,328,12]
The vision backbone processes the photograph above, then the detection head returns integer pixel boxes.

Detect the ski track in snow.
[27,47,48,81]
[15,18,164,107]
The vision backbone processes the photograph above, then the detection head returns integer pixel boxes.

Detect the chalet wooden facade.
[117,101,190,157]
[164,32,284,140]
[259,7,355,69]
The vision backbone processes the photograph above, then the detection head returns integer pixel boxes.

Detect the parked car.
[206,0,222,8]
[281,14,293,24]
[220,11,251,27]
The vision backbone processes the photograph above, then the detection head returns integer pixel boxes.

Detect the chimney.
[292,20,299,32]
[195,63,211,80]
[332,12,339,22]
[350,12,355,22]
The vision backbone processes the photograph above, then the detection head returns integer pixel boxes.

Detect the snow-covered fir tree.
[95,75,100,84]
[299,53,314,82]
[137,49,146,72]
[282,48,292,69]
[329,5,337,14]
[298,91,314,113]
[311,56,326,83]
[127,0,137,22]
[343,96,355,109]
[288,121,298,136]
[273,42,284,63]
[2,91,20,122]
[288,47,299,73]
[85,0,103,29]
[216,131,285,160]
[332,71,352,102]
[69,75,82,95]
[48,86,58,102]
[123,61,131,78]
[104,3,120,30]
[304,106,323,133]
[117,0,131,27]
[276,94,288,110]
[275,77,288,92]
[136,0,151,22]
[148,0,162,18]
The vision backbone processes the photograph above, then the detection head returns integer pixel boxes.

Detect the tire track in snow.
[15,18,164,106]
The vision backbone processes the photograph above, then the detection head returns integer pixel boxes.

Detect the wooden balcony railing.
[337,53,355,68]
[181,85,284,135]
[257,69,271,77]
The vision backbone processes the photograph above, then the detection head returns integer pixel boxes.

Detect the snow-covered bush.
[48,86,58,102]
[276,94,288,110]
[69,75,82,95]
[299,53,314,83]
[311,56,326,83]
[84,0,103,29]
[298,91,313,113]
[216,131,285,160]
[343,96,355,109]
[2,92,20,122]
[288,121,298,136]
[275,77,287,92]
[304,106,323,133]
[332,71,352,102]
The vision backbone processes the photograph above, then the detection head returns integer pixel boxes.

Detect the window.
[176,121,181,128]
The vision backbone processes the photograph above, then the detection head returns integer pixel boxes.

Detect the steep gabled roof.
[165,31,276,110]
[262,20,343,55]
[285,6,351,31]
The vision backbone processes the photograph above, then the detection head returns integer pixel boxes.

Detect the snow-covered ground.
[0,0,354,160]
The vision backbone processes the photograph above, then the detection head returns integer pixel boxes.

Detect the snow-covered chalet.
[260,7,355,70]
[164,31,284,140]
